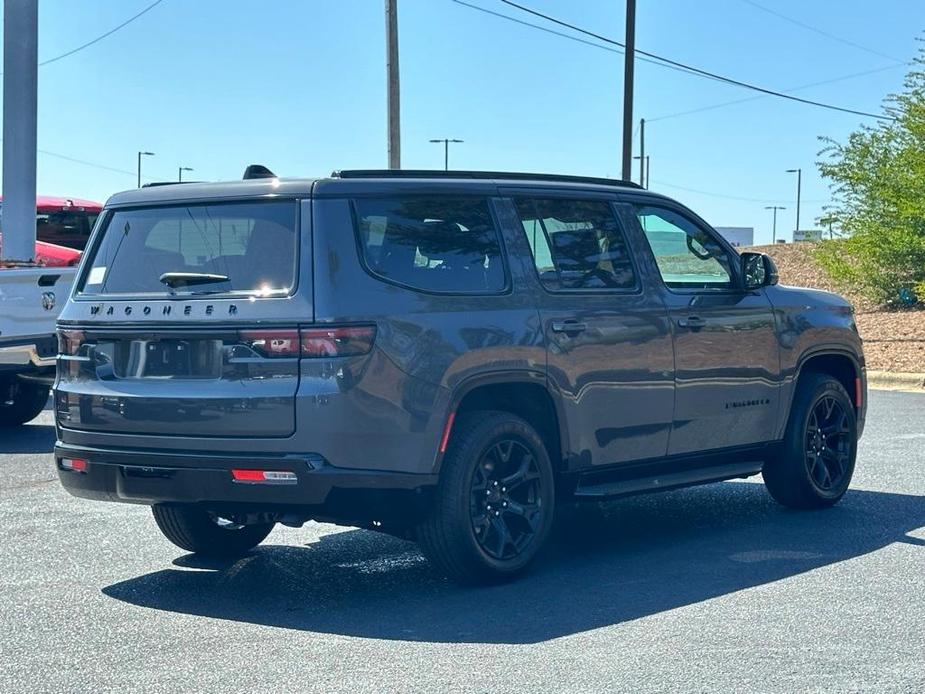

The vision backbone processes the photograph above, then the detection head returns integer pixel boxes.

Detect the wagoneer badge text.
[88,303,239,317]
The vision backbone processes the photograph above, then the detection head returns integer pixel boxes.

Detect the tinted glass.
[355,196,505,293]
[79,200,298,295]
[36,210,95,250]
[514,198,637,290]
[636,205,734,289]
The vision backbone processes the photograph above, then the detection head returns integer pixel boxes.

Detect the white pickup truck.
[0,195,98,426]
[0,265,76,426]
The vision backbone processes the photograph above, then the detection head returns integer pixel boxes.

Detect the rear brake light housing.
[239,326,376,359]
[300,325,376,358]
[57,329,86,356]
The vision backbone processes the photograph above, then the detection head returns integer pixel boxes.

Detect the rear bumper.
[0,337,57,368]
[55,443,437,523]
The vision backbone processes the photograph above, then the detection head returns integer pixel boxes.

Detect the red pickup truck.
[1,195,101,427]
[0,195,101,266]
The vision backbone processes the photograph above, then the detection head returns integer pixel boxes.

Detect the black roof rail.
[141,181,199,188]
[330,169,643,189]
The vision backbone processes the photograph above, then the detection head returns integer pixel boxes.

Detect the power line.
[36,149,137,178]
[737,0,905,64]
[0,0,166,75]
[493,0,895,121]
[648,63,906,123]
[451,0,709,82]
[651,179,826,205]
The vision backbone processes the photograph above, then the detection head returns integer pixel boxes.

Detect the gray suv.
[55,170,866,583]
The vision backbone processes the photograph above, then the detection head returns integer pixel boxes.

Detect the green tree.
[815,48,925,307]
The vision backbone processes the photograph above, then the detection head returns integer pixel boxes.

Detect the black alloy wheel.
[469,439,545,561]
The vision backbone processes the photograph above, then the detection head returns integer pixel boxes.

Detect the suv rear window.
[354,196,506,293]
[78,200,298,296]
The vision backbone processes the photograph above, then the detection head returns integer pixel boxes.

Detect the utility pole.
[786,168,802,237]
[385,0,401,169]
[178,166,193,182]
[429,139,463,171]
[637,118,645,186]
[621,0,636,182]
[765,205,786,244]
[645,155,650,189]
[1,0,38,262]
[137,151,154,188]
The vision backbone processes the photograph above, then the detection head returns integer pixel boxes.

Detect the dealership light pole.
[429,138,463,171]
[621,0,637,182]
[765,205,786,244]
[137,151,154,188]
[178,166,193,182]
[385,0,401,169]
[786,168,802,237]
[633,154,649,189]
[1,0,39,262]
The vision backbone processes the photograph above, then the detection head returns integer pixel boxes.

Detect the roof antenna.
[243,164,276,180]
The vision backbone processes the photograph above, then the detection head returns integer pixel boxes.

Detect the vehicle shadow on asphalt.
[102,482,925,644]
[0,422,56,454]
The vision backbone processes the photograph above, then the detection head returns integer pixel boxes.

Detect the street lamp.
[786,168,802,238]
[178,166,193,182]
[429,138,463,171]
[765,205,786,244]
[137,151,154,188]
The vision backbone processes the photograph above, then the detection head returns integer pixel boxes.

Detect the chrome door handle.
[677,316,706,329]
[551,321,588,334]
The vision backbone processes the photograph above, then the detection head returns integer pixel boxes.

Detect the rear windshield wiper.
[159,271,230,288]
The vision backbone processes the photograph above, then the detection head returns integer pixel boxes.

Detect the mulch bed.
[748,243,924,373]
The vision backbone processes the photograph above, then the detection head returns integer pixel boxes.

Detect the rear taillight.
[239,326,376,359]
[300,325,376,358]
[57,329,85,356]
[239,329,301,358]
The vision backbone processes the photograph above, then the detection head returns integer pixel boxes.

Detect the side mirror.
[741,252,779,290]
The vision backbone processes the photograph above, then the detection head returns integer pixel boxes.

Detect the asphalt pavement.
[1,391,923,693]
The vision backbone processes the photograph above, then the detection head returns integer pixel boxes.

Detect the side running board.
[573,460,764,500]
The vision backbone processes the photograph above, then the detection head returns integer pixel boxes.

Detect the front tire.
[152,505,274,557]
[0,379,49,428]
[416,411,555,584]
[763,373,857,509]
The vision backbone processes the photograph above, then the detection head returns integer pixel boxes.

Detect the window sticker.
[87,266,106,285]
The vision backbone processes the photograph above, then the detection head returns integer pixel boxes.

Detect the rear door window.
[514,198,637,290]
[78,200,298,296]
[354,196,506,293]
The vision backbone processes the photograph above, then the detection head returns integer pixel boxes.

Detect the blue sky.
[0,0,919,244]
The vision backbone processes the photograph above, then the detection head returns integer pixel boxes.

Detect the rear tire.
[763,372,857,509]
[416,411,555,585]
[151,505,274,557]
[0,379,49,427]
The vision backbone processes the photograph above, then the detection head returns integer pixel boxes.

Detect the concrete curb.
[867,370,925,392]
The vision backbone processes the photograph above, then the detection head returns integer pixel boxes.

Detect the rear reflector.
[60,458,88,473]
[439,411,456,454]
[231,469,298,485]
[855,377,863,408]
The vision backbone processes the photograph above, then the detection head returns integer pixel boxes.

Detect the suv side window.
[514,198,637,290]
[354,196,506,293]
[635,204,735,290]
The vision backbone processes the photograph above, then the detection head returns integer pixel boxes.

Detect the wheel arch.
[437,371,569,474]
